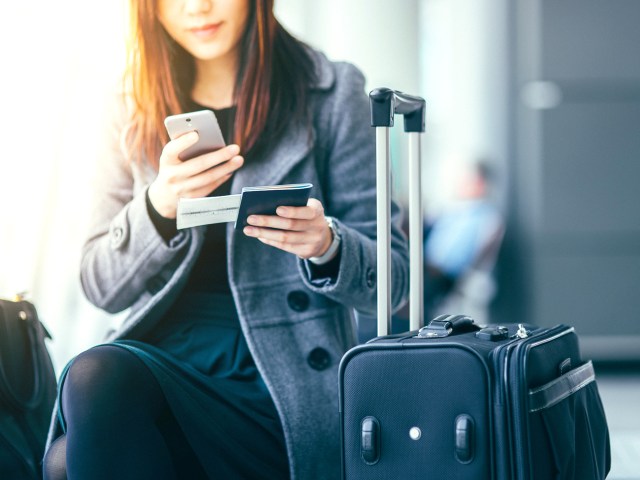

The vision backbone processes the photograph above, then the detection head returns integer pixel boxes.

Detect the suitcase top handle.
[370,87,426,132]
[417,314,479,338]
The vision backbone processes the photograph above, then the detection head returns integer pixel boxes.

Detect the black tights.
[43,345,207,480]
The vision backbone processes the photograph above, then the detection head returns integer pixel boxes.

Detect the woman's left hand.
[243,198,333,259]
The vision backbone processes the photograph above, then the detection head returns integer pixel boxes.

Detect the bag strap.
[0,300,50,411]
[528,360,596,412]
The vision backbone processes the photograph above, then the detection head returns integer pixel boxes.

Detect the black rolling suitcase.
[339,88,611,479]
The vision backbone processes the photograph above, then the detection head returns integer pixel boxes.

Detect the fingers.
[151,134,246,218]
[177,156,244,198]
[244,225,330,259]
[161,131,200,164]
[276,198,324,220]
[246,215,306,232]
[245,228,323,259]
[247,198,324,230]
[243,198,332,258]
[244,225,311,245]
[161,138,240,172]
[183,144,241,175]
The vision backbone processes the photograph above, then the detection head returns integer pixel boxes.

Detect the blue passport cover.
[234,183,313,230]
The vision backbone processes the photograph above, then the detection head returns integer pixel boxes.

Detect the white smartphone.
[164,109,226,160]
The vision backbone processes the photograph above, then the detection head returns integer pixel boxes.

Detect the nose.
[184,0,212,15]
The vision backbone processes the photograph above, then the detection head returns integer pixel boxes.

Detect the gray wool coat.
[58,49,409,479]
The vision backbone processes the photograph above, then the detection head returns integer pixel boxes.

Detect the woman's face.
[157,0,250,62]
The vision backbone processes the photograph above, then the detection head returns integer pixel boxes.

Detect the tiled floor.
[595,366,640,480]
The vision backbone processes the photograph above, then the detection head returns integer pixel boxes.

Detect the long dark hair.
[125,0,316,166]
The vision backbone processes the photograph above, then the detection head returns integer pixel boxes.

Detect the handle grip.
[370,87,426,132]
[417,314,479,338]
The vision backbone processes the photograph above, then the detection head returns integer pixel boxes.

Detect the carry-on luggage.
[339,88,611,479]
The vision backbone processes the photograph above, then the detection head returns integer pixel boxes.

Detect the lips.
[189,22,223,39]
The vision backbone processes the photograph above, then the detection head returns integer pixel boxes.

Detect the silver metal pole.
[376,127,391,337]
[408,132,424,330]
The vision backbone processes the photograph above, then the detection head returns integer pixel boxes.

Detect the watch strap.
[309,217,341,265]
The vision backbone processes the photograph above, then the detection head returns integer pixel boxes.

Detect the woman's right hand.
[148,131,244,219]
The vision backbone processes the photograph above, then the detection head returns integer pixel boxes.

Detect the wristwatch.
[309,217,341,265]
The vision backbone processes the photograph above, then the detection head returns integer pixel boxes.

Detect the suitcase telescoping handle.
[370,88,426,336]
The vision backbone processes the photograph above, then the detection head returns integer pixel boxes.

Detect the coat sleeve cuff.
[300,247,342,287]
[297,219,377,300]
[145,188,178,243]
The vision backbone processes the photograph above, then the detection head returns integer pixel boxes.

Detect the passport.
[234,183,313,230]
[176,183,313,230]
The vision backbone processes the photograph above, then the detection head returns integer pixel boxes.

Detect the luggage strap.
[528,361,596,412]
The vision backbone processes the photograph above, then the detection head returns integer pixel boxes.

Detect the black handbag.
[0,297,57,479]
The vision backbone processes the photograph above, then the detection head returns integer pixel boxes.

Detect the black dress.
[57,106,290,478]
[111,292,289,478]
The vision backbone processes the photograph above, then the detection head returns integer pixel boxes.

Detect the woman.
[44,0,409,478]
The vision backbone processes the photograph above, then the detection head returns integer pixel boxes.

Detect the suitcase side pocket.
[528,361,611,480]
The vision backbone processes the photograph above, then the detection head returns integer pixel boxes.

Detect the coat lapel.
[230,48,336,192]
[230,119,314,193]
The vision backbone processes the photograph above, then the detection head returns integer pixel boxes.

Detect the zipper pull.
[516,324,529,339]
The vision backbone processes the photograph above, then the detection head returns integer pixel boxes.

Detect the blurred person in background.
[423,159,504,324]
[42,0,409,479]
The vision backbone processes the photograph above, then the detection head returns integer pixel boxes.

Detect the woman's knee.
[63,346,132,400]
[61,345,160,420]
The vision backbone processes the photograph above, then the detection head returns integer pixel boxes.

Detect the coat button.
[110,227,125,249]
[287,290,310,312]
[307,347,331,371]
[366,268,376,289]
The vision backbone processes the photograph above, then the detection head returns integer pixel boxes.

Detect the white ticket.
[176,194,242,229]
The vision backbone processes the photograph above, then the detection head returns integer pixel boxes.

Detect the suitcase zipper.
[508,325,574,479]
[515,324,529,339]
[493,336,525,478]
[490,324,559,479]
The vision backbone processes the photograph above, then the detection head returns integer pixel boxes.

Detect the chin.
[189,45,232,62]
